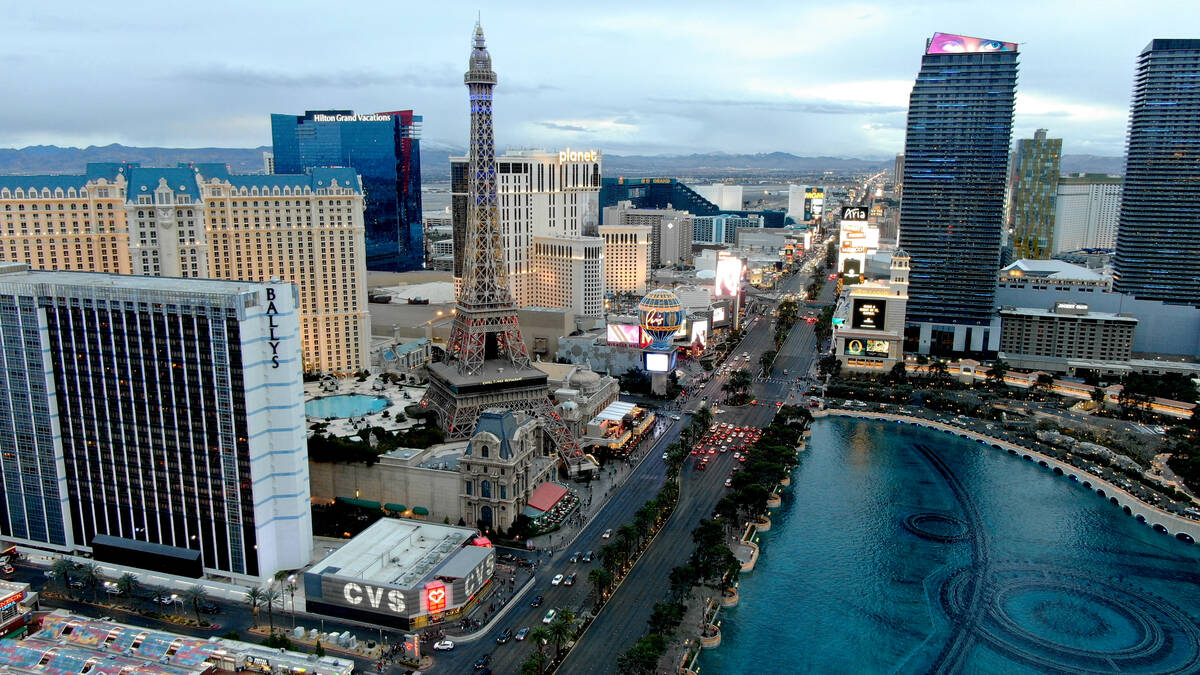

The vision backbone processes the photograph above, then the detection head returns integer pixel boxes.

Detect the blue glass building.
[599,177,785,227]
[898,33,1018,354]
[271,110,423,271]
[1113,40,1200,306]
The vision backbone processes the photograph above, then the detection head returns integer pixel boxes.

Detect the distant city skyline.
[3,2,1197,158]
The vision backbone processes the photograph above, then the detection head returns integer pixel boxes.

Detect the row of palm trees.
[47,558,213,621]
[244,572,297,635]
[519,608,578,675]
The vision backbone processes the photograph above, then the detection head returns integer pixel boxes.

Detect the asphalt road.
[559,259,834,674]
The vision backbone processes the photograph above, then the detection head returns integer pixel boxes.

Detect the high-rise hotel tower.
[898,33,1018,354]
[1113,39,1200,306]
[0,264,311,580]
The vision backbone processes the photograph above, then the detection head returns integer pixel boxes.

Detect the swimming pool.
[305,394,389,419]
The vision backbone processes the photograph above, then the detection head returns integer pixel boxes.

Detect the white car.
[662,452,669,460]
[551,574,564,586]
[602,528,613,539]
[542,609,558,625]
[433,639,455,651]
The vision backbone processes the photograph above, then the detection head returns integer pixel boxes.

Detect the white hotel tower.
[452,149,604,315]
[0,263,311,581]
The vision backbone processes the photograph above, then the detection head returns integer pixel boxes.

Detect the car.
[725,478,733,487]
[543,609,558,624]
[738,455,746,463]
[671,414,682,421]
[602,529,613,539]
[662,452,669,460]
[496,629,513,645]
[569,551,580,563]
[551,574,564,586]
[583,550,594,562]
[776,401,783,407]
[696,462,707,471]
[564,573,577,586]
[153,595,175,605]
[1,565,14,576]
[433,640,455,651]
[198,601,219,614]
[474,654,491,670]
[515,627,530,641]
[530,595,544,608]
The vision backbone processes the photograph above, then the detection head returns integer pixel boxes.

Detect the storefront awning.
[338,497,382,510]
[527,482,568,513]
[412,506,430,516]
[385,503,407,513]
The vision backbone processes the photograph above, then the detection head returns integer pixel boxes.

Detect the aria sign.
[312,114,392,123]
[841,206,868,221]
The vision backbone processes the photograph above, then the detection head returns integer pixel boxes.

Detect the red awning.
[527,482,568,513]
[471,536,493,548]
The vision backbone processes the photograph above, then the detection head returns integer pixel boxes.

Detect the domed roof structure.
[638,289,684,351]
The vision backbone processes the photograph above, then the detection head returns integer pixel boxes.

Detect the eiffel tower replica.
[423,23,595,477]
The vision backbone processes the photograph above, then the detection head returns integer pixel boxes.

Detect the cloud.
[537,121,589,132]
[1016,92,1125,122]
[650,97,905,116]
[175,64,459,89]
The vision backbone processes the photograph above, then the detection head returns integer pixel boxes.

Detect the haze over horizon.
[4,1,1197,159]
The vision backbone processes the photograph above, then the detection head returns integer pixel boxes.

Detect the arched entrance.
[480,505,494,528]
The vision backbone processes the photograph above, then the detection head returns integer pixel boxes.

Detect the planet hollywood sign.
[312,114,392,123]
[558,148,599,163]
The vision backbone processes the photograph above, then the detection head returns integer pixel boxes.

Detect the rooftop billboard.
[927,33,1017,55]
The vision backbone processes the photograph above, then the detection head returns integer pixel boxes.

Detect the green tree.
[77,562,101,602]
[988,359,1009,387]
[588,567,613,609]
[1090,387,1107,405]
[116,573,139,611]
[245,587,264,626]
[759,350,778,375]
[50,558,76,594]
[185,584,209,622]
[929,359,950,384]
[818,355,841,379]
[261,587,282,633]
[888,361,908,385]
[521,651,549,675]
[547,609,577,660]
[313,641,325,657]
[529,627,552,660]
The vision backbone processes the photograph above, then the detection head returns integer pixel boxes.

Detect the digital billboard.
[606,323,646,347]
[425,581,447,613]
[690,319,708,349]
[844,338,890,358]
[803,188,825,221]
[851,298,887,330]
[715,255,743,297]
[712,307,726,324]
[927,32,1017,55]
[644,352,671,373]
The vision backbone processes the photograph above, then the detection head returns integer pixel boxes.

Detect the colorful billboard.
[644,352,672,373]
[845,338,890,358]
[851,298,887,330]
[690,319,709,349]
[712,307,726,324]
[715,255,743,298]
[606,323,647,347]
[927,33,1017,55]
[803,188,825,221]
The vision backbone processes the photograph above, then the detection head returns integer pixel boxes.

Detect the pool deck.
[304,375,427,438]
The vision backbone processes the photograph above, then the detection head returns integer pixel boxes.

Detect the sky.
[2,0,1197,159]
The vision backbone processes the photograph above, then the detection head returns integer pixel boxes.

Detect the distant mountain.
[0,144,1128,183]
[0,144,271,175]
[1060,155,1125,176]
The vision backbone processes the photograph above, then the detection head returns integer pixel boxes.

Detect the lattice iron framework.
[421,24,592,475]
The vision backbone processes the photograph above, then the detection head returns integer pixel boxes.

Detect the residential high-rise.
[693,214,763,245]
[602,201,693,267]
[0,264,310,580]
[0,165,370,374]
[271,109,423,272]
[898,32,1019,354]
[599,223,651,295]
[893,155,904,198]
[1113,39,1200,305]
[531,237,604,316]
[1009,129,1062,259]
[421,24,593,477]
[450,149,603,313]
[1054,174,1122,253]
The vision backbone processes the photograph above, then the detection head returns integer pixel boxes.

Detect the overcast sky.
[3,1,1196,158]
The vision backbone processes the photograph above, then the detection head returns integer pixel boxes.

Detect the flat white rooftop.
[315,518,475,590]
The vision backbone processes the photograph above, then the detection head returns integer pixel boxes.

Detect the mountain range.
[0,144,1126,183]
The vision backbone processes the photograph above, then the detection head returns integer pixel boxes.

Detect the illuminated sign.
[715,255,743,297]
[644,352,671,373]
[558,148,599,163]
[712,307,726,323]
[845,338,890,358]
[851,299,887,330]
[340,582,408,614]
[841,206,868,221]
[425,582,447,613]
[606,323,646,347]
[927,32,1017,55]
[690,320,708,349]
[312,114,392,122]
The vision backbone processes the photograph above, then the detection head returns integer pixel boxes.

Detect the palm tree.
[930,359,949,384]
[521,650,549,675]
[117,573,139,611]
[693,406,714,432]
[547,609,577,660]
[262,587,282,633]
[50,558,76,594]
[615,525,639,566]
[759,350,777,375]
[587,568,612,609]
[185,584,209,622]
[245,587,264,627]
[77,562,101,602]
[529,627,552,659]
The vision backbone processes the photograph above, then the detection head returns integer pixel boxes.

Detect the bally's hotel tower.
[0,263,311,580]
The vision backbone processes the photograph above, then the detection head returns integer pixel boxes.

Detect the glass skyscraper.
[1009,129,1062,259]
[898,33,1018,354]
[271,110,424,272]
[1113,39,1200,306]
